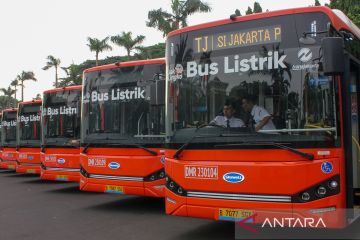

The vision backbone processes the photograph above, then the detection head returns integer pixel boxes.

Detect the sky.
[0,0,330,101]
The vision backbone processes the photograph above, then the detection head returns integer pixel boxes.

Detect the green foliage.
[329,0,360,27]
[253,2,262,13]
[315,0,321,6]
[42,55,61,87]
[86,37,112,66]
[146,0,211,37]
[245,6,253,15]
[111,32,145,56]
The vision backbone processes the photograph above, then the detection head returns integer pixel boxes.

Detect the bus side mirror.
[150,80,165,105]
[321,37,345,75]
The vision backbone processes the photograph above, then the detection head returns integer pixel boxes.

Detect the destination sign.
[193,25,281,53]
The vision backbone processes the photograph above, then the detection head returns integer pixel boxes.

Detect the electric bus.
[16,100,42,174]
[40,86,82,182]
[80,59,166,197]
[164,6,360,228]
[1,108,18,170]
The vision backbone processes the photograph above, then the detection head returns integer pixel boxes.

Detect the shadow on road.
[0,169,16,174]
[87,196,165,214]
[4,173,39,178]
[171,221,234,240]
[21,179,70,184]
[45,185,102,195]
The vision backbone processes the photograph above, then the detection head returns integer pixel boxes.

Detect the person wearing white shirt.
[210,103,245,128]
[241,96,276,131]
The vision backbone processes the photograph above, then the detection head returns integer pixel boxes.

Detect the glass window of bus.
[82,64,165,145]
[42,90,81,147]
[166,12,341,148]
[2,111,17,146]
[17,104,41,146]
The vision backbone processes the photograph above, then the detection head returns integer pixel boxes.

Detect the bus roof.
[18,99,42,106]
[167,6,360,40]
[43,85,82,94]
[2,108,17,113]
[83,58,165,74]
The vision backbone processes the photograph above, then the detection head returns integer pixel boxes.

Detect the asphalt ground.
[0,169,233,240]
[1,169,360,240]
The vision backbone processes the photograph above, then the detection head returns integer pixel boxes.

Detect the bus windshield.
[17,103,41,147]
[81,63,165,145]
[42,90,81,147]
[2,111,17,147]
[166,12,341,148]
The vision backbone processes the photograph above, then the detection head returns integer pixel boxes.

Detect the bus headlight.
[329,180,338,189]
[317,186,327,196]
[301,192,311,201]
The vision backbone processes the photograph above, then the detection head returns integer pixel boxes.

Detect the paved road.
[0,169,233,240]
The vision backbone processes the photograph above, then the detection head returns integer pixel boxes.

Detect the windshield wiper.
[215,142,314,160]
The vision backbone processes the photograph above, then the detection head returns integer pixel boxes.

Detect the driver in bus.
[210,102,245,128]
[241,95,276,131]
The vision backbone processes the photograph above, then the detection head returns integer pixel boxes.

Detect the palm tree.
[18,71,37,102]
[111,32,145,57]
[0,86,16,107]
[147,0,211,37]
[42,55,61,88]
[59,64,82,87]
[86,37,112,66]
[10,78,20,101]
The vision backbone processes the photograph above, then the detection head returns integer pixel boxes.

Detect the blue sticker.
[223,172,245,183]
[28,156,34,160]
[160,156,166,164]
[57,158,65,164]
[321,162,333,173]
[108,162,120,169]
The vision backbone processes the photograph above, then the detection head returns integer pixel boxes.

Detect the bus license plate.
[8,165,16,169]
[184,165,218,180]
[27,169,36,174]
[56,175,68,181]
[105,185,124,194]
[218,208,254,221]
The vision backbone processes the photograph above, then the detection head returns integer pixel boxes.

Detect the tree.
[86,37,112,66]
[42,55,61,87]
[18,71,37,102]
[59,64,82,87]
[147,0,211,37]
[315,0,321,6]
[10,78,20,101]
[245,6,253,15]
[253,2,263,13]
[329,0,360,27]
[111,32,145,57]
[0,86,16,107]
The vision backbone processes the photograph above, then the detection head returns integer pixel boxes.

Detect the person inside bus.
[210,102,245,128]
[241,95,276,131]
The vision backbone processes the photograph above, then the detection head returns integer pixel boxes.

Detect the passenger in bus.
[241,95,276,131]
[210,102,245,128]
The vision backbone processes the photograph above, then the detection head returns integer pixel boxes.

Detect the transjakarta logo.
[86,87,146,103]
[186,51,287,77]
[297,48,312,63]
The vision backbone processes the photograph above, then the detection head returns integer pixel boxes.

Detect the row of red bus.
[1,7,360,229]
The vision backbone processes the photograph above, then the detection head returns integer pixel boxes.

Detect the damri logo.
[223,172,245,183]
[298,48,312,63]
[108,162,120,170]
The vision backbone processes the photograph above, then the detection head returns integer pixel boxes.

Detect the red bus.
[0,108,18,170]
[16,100,42,174]
[80,59,166,197]
[164,7,360,228]
[40,86,82,182]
